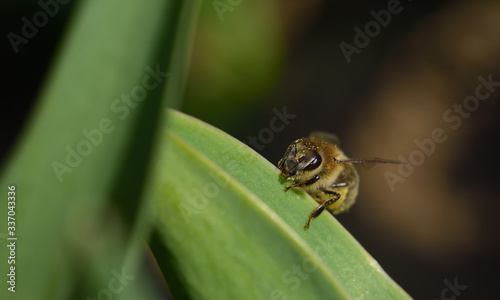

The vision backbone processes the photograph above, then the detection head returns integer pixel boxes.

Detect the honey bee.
[278,132,401,229]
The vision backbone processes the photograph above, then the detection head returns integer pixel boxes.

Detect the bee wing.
[336,157,403,171]
[309,131,341,146]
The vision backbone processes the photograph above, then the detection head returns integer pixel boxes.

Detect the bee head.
[278,139,322,179]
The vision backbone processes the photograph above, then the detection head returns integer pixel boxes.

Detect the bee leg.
[284,175,320,191]
[304,191,341,230]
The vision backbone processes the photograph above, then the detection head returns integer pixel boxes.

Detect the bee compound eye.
[303,153,322,171]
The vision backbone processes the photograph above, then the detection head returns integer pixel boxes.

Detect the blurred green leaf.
[0,0,201,299]
[148,109,411,300]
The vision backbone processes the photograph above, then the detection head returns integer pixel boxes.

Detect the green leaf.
[148,110,412,300]
[0,0,201,299]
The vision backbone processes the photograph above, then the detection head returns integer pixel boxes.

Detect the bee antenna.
[333,157,403,164]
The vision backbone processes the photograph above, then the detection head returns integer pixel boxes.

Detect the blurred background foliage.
[2,0,500,299]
